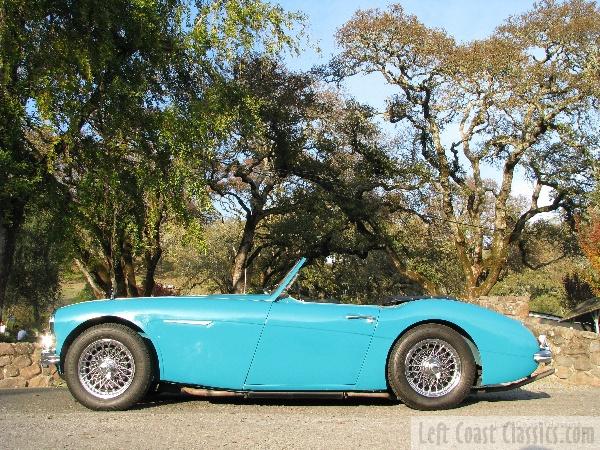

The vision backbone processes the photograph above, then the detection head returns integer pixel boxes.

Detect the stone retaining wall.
[525,318,600,386]
[474,295,530,320]
[0,343,62,388]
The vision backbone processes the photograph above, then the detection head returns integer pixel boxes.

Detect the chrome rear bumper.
[534,348,552,364]
[533,334,552,364]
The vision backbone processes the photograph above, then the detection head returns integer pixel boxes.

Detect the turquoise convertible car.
[41,258,553,411]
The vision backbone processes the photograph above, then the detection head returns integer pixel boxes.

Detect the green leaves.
[193,0,305,60]
[0,0,305,301]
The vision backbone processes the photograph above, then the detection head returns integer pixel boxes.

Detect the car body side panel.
[356,299,539,388]
[244,297,380,389]
[144,298,272,387]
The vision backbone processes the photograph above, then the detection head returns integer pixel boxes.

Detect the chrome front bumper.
[41,349,59,367]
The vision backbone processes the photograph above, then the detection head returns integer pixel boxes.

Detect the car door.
[244,297,380,390]
[145,296,272,389]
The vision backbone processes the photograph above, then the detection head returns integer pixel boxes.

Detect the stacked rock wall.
[0,343,61,388]
[525,318,600,386]
[474,295,530,320]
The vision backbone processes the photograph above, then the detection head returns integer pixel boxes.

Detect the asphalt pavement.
[1,383,599,449]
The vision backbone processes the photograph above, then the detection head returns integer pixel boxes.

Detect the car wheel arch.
[384,319,482,388]
[59,316,161,382]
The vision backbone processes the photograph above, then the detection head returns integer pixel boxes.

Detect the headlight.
[538,334,549,348]
[40,333,55,351]
[49,313,55,333]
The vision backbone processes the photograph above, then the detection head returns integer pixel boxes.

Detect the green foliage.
[296,253,420,305]
[562,273,595,311]
[491,268,565,316]
[71,284,97,305]
[492,219,591,316]
[161,219,243,294]
[5,207,72,328]
[1,0,305,304]
[3,0,596,315]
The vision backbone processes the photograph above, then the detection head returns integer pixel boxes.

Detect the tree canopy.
[330,0,599,298]
[1,0,599,326]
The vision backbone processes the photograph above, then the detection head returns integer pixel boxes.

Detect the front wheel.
[64,323,153,410]
[387,324,476,410]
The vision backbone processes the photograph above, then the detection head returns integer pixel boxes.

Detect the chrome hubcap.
[78,338,135,399]
[404,338,462,397]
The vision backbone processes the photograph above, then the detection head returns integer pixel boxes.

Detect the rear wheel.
[387,324,475,410]
[64,324,153,411]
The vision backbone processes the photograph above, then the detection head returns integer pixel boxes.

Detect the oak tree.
[332,0,599,298]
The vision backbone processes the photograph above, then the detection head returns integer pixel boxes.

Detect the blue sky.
[277,0,543,200]
[279,0,536,109]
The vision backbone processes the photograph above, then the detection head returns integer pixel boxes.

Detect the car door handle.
[345,315,376,323]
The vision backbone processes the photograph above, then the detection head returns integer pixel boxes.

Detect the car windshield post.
[269,258,306,301]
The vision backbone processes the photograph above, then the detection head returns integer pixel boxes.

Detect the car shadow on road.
[132,392,199,409]
[466,388,551,405]
[130,387,550,410]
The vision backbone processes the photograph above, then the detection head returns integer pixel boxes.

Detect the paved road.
[1,384,599,449]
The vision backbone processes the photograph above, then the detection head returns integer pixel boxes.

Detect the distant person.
[17,329,27,341]
[0,322,5,334]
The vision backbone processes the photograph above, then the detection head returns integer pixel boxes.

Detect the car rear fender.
[356,299,538,388]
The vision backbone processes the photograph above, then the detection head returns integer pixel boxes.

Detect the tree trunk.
[384,245,441,296]
[74,259,108,299]
[110,256,128,298]
[0,202,25,323]
[32,297,41,329]
[142,247,162,296]
[231,214,260,294]
[122,239,139,297]
[141,216,163,297]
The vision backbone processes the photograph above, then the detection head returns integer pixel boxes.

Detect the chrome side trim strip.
[345,315,376,323]
[163,320,213,326]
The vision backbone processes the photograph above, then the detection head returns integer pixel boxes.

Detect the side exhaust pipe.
[181,387,244,398]
[181,387,391,400]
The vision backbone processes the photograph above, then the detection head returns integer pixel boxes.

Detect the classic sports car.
[41,258,553,411]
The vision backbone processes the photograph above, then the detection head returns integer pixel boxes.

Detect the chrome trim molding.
[474,367,555,392]
[345,315,376,323]
[163,319,213,326]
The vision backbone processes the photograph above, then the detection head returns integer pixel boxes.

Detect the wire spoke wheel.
[404,338,462,398]
[78,338,136,399]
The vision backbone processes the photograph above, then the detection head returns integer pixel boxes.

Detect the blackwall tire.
[64,323,153,411]
[387,324,476,410]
